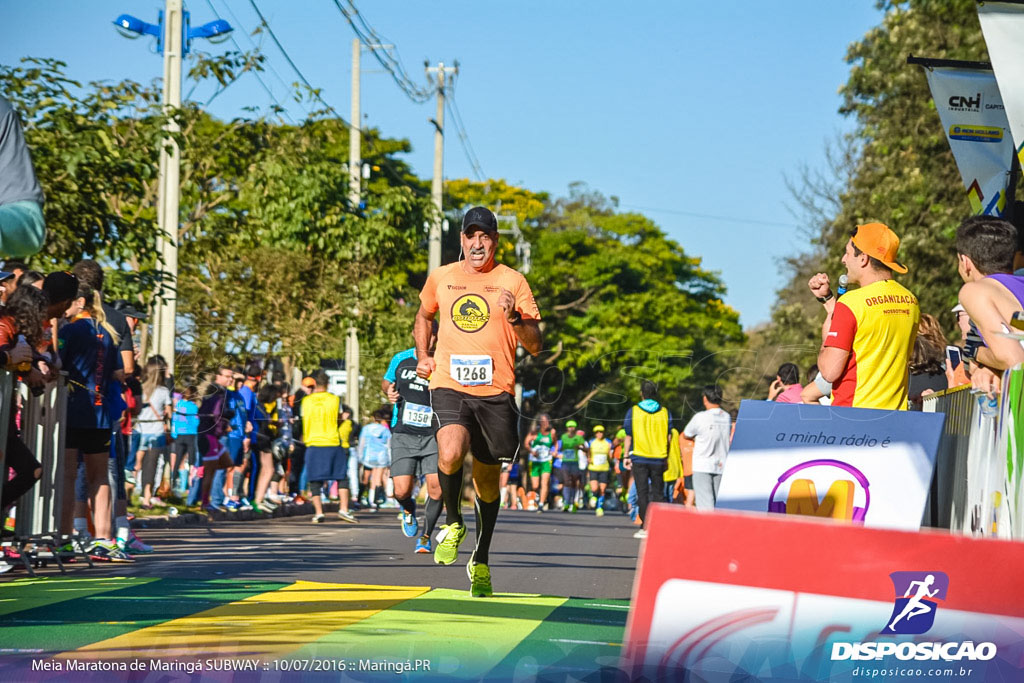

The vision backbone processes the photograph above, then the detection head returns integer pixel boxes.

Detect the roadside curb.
[130,501,346,529]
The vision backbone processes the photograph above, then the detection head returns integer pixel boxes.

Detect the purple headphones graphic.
[767,458,871,521]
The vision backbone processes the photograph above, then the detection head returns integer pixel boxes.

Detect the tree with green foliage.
[744,0,997,401]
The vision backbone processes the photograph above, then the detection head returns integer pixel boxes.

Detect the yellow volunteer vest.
[631,404,670,459]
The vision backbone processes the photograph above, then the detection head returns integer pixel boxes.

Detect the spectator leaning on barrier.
[954,216,1024,395]
[808,222,920,410]
[0,96,46,259]
[767,362,802,403]
[0,285,51,516]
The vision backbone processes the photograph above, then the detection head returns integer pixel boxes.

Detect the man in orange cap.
[807,222,920,410]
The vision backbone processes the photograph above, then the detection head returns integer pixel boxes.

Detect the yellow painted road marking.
[294,588,567,678]
[60,581,428,661]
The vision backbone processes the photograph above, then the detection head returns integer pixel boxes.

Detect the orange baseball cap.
[851,222,908,274]
[301,377,316,388]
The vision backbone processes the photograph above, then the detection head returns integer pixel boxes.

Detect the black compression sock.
[374,486,385,505]
[473,496,500,565]
[424,496,443,537]
[397,496,416,515]
[438,466,464,526]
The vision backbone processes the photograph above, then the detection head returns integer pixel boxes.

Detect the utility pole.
[346,38,361,418]
[349,37,361,209]
[154,0,183,374]
[425,61,458,273]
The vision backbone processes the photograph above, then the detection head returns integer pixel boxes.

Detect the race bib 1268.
[450,354,493,387]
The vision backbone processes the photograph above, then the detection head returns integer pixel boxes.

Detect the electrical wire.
[618,204,799,229]
[241,0,430,198]
[246,0,351,125]
[446,88,485,181]
[217,0,299,101]
[330,0,433,104]
[191,0,294,121]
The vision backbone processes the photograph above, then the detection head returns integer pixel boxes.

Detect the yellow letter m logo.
[784,478,855,520]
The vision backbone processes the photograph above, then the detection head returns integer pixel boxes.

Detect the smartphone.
[946,345,962,371]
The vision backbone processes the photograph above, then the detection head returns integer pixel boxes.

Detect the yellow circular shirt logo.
[451,294,490,333]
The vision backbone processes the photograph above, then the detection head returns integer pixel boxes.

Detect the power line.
[246,0,351,125]
[618,204,799,229]
[446,88,485,181]
[202,0,296,122]
[244,0,429,199]
[217,0,308,115]
[330,0,433,104]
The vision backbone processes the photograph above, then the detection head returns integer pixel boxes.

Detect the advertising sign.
[624,508,1024,682]
[920,65,1015,215]
[716,400,944,530]
[979,1,1024,169]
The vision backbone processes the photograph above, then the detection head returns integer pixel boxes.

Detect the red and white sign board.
[623,504,1024,682]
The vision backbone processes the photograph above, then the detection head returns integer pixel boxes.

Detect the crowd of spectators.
[765,215,1024,413]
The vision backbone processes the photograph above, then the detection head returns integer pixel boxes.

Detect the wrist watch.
[816,291,834,304]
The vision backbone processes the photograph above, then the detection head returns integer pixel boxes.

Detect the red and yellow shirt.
[825,279,920,410]
[420,262,540,397]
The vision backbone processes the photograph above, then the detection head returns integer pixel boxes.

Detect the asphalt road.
[92,505,642,599]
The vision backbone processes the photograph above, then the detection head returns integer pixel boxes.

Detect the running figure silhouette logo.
[881,571,949,635]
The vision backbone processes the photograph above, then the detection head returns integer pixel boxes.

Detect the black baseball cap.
[462,206,498,234]
[43,271,79,305]
[113,299,148,322]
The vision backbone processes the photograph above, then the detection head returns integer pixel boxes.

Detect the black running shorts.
[430,388,520,465]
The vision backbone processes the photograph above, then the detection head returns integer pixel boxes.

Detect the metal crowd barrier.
[14,374,68,538]
[0,370,15,516]
[2,373,83,574]
[923,366,1024,540]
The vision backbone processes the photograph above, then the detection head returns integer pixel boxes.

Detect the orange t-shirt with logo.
[420,261,540,397]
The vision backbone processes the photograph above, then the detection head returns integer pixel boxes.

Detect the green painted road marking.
[292,588,567,679]
[0,578,287,655]
[486,597,629,679]
[0,576,155,618]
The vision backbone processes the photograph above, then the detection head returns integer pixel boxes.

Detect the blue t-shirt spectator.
[172,397,199,437]
[59,317,123,431]
[227,389,247,440]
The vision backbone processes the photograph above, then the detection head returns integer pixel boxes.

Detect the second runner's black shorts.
[430,388,520,465]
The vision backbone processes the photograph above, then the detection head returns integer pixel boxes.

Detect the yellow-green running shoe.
[433,522,467,565]
[466,552,493,598]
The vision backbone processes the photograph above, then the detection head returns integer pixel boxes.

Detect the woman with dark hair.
[0,286,49,527]
[909,313,949,410]
[17,270,44,289]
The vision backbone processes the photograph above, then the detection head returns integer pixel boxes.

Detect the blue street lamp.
[113,11,232,55]
[111,3,233,374]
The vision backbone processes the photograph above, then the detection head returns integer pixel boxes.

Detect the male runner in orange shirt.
[415,206,543,597]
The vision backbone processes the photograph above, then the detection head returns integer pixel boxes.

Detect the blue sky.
[0,1,883,327]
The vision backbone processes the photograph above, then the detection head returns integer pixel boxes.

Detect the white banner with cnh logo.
[979,1,1024,170]
[920,66,1014,215]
